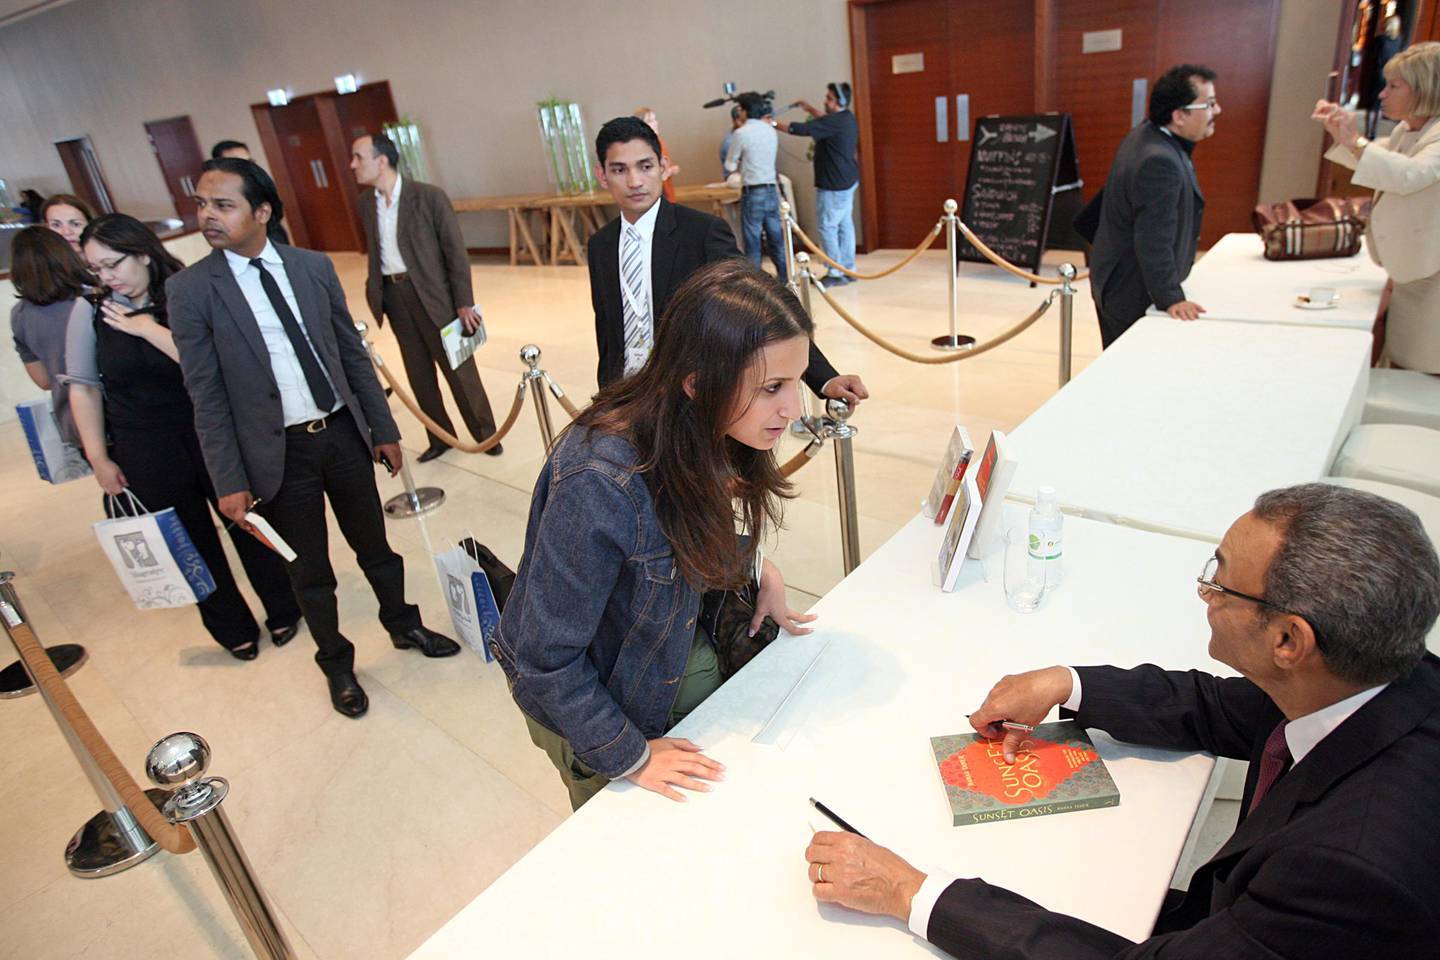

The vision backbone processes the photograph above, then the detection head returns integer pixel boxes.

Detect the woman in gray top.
[9,225,94,446]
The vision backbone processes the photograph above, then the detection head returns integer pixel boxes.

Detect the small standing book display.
[923,426,974,524]
[936,473,983,592]
[966,429,1018,560]
[929,720,1120,826]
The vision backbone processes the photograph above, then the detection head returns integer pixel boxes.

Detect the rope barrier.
[370,359,527,454]
[790,218,944,281]
[5,619,195,855]
[779,439,824,478]
[809,273,1056,364]
[956,220,1091,285]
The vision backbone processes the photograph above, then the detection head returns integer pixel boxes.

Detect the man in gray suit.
[169,158,459,719]
[1089,64,1218,348]
[351,133,498,462]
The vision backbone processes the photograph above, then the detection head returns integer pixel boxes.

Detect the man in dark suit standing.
[1089,65,1218,348]
[169,158,459,719]
[351,132,499,462]
[802,483,1440,958]
[587,116,868,403]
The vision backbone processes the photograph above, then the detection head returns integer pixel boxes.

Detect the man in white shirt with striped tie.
[587,116,868,404]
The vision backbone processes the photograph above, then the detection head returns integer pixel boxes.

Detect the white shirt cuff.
[619,743,651,780]
[1062,667,1083,712]
[907,872,957,940]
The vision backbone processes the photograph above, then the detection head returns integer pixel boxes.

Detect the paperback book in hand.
[929,720,1119,826]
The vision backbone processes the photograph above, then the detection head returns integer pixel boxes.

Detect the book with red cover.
[929,720,1120,826]
[926,426,974,525]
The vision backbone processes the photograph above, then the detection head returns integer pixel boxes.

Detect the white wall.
[0,0,853,247]
[1256,0,1345,204]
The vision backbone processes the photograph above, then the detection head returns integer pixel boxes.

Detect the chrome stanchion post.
[791,253,817,435]
[147,734,296,960]
[521,344,556,452]
[825,400,862,575]
[0,571,163,877]
[780,199,797,290]
[353,321,446,518]
[1057,262,1076,387]
[932,199,975,351]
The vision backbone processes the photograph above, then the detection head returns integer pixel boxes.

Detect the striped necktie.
[620,223,651,375]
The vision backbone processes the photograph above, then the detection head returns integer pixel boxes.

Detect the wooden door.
[861,0,958,247]
[1155,0,1279,246]
[54,137,115,214]
[268,99,360,252]
[1049,0,1278,246]
[330,82,400,240]
[144,115,205,228]
[946,1,1037,202]
[855,0,1036,248]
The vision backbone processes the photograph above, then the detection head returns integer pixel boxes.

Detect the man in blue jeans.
[724,92,788,282]
[776,82,860,287]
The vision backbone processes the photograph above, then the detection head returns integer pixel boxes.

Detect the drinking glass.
[1004,526,1046,613]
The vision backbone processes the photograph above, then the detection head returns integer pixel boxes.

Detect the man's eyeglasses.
[1180,98,1220,113]
[1196,556,1284,611]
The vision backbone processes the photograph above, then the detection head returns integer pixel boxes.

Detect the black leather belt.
[382,272,409,285]
[741,183,777,193]
[285,411,341,435]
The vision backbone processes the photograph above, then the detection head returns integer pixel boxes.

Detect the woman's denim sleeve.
[507,463,649,778]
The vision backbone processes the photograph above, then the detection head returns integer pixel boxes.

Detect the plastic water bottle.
[1028,487,1064,589]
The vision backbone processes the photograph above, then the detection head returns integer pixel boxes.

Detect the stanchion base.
[383,487,446,519]
[931,334,976,352]
[0,644,88,699]
[65,788,169,878]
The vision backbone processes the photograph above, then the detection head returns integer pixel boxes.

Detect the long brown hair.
[575,259,814,590]
[10,225,95,305]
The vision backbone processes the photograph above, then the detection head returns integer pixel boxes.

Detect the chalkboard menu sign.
[958,114,1081,276]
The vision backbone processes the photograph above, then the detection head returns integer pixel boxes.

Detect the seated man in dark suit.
[587,115,868,405]
[805,482,1440,958]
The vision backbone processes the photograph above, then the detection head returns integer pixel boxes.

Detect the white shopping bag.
[94,492,217,609]
[15,397,91,484]
[434,543,499,662]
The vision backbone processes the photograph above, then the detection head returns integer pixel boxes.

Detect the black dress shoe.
[228,640,259,661]
[483,442,503,457]
[269,621,301,647]
[390,626,461,658]
[327,672,369,718]
[417,443,451,463]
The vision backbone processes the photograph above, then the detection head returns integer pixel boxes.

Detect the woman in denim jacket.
[495,260,817,809]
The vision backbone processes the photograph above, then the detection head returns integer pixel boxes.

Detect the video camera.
[702,83,777,117]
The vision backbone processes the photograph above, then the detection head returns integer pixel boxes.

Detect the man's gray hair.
[1253,483,1439,685]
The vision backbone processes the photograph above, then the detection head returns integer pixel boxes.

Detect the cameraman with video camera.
[724,92,788,281]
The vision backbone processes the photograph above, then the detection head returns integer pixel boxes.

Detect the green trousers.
[525,627,721,812]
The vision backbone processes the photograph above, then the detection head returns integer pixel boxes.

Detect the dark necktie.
[249,258,335,411]
[1247,720,1292,814]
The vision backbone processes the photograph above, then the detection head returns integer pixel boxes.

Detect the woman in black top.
[66,214,301,660]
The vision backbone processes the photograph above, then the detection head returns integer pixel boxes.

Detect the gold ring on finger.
[817,863,825,883]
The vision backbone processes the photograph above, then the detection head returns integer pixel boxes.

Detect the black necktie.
[250,258,335,411]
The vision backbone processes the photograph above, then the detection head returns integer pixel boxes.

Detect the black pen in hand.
[809,797,868,839]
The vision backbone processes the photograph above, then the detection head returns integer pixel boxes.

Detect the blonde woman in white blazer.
[1314,41,1440,373]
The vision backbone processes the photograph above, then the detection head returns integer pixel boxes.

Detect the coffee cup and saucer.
[1295,286,1339,310]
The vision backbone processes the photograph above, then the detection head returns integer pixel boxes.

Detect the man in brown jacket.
[351,132,499,460]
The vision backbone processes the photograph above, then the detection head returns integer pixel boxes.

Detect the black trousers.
[1094,292,1143,349]
[108,425,300,651]
[382,278,497,448]
[258,408,420,677]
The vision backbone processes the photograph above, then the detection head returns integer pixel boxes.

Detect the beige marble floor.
[0,246,1185,959]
